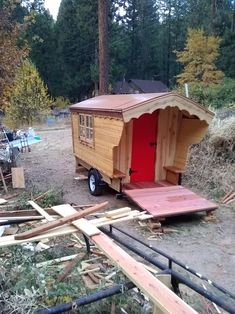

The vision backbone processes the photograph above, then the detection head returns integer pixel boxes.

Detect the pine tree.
[54,0,98,100]
[0,0,28,107]
[176,28,224,85]
[5,60,51,127]
[25,7,55,93]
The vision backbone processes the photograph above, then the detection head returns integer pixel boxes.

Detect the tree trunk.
[98,0,108,95]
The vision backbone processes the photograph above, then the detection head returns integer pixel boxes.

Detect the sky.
[44,0,61,20]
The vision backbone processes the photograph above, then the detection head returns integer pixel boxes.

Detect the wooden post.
[0,167,8,193]
[98,0,108,95]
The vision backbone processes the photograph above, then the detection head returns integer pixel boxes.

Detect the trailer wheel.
[88,169,102,196]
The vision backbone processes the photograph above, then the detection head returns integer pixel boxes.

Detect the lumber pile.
[0,201,146,247]
[0,199,197,313]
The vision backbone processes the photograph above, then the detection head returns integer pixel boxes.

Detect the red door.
[130,112,158,182]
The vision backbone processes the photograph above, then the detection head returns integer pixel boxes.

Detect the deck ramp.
[123,185,218,218]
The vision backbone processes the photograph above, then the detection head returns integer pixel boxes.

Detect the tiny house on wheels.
[70,92,217,218]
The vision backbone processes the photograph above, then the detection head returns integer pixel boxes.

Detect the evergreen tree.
[5,60,51,127]
[54,0,98,100]
[25,7,55,93]
[220,30,235,78]
[0,0,28,107]
[176,29,224,85]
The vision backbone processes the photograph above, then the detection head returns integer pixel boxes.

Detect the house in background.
[112,79,169,94]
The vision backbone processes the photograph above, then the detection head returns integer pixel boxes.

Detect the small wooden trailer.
[70,92,218,218]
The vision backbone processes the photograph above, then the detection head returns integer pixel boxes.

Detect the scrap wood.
[0,208,56,218]
[223,191,235,204]
[221,189,234,203]
[58,253,87,282]
[227,198,235,204]
[11,167,25,189]
[36,254,84,268]
[0,167,8,193]
[92,209,144,227]
[3,193,19,200]
[35,242,51,251]
[138,213,154,221]
[0,198,7,205]
[33,190,52,202]
[87,271,100,284]
[3,226,18,236]
[28,200,54,222]
[79,267,100,275]
[74,174,88,180]
[82,274,98,289]
[105,207,131,218]
[15,202,108,240]
[56,206,197,314]
[0,225,77,247]
[0,209,146,247]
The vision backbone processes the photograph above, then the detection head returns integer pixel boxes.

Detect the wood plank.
[52,205,100,237]
[11,167,25,189]
[0,225,78,247]
[105,207,131,218]
[0,209,143,247]
[124,186,218,218]
[0,167,8,193]
[15,202,108,240]
[55,207,196,314]
[28,201,54,222]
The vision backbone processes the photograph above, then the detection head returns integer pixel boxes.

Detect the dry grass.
[183,113,235,198]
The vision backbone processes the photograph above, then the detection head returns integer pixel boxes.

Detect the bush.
[176,78,235,109]
[53,96,70,109]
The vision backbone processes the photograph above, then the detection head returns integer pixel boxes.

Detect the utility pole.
[98,0,108,95]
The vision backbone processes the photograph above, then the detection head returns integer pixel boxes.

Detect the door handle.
[129,168,137,175]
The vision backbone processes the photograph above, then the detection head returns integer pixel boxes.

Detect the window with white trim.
[79,114,93,145]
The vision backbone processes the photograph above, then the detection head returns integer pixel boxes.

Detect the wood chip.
[0,198,7,205]
[3,227,18,235]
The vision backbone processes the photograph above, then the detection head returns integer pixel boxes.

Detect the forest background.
[1,0,235,111]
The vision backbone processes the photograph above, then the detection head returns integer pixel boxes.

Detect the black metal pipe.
[83,234,91,253]
[36,281,135,314]
[101,227,235,314]
[0,218,39,226]
[111,225,235,300]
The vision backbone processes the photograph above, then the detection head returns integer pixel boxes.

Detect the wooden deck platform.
[123,184,218,218]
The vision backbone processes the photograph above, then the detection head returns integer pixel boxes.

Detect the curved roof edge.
[122,93,214,124]
[70,92,214,125]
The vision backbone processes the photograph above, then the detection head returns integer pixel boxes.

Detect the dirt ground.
[19,124,235,301]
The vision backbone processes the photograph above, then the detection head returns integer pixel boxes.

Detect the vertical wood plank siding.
[156,107,208,180]
[72,113,124,177]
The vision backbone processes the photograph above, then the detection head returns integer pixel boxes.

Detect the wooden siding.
[72,113,124,177]
[113,121,133,183]
[156,107,182,180]
[155,108,208,180]
[174,118,208,169]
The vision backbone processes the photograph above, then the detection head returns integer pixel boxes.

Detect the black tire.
[88,169,102,196]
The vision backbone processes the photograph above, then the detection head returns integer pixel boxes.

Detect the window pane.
[86,128,90,139]
[79,114,84,125]
[80,127,85,138]
[85,116,88,127]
